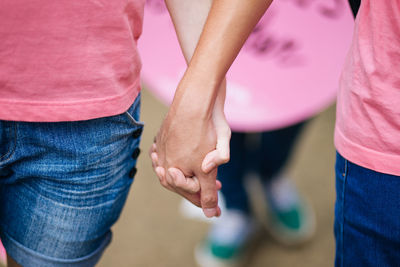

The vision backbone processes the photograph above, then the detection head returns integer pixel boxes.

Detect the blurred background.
[95,88,337,267]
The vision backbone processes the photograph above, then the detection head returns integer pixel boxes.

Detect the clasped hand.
[150,82,231,218]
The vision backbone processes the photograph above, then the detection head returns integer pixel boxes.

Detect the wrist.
[172,71,221,118]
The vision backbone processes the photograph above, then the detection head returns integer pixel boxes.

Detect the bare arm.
[151,0,229,217]
[173,0,273,107]
[155,0,273,217]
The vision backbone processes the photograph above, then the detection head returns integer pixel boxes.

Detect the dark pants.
[348,0,361,17]
[218,122,305,213]
[334,152,400,267]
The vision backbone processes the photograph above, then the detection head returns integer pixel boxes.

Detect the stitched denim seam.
[0,122,17,163]
[124,111,144,127]
[124,96,144,127]
[0,228,112,265]
[340,158,348,267]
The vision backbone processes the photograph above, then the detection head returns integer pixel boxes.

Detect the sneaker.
[264,174,315,245]
[195,209,259,267]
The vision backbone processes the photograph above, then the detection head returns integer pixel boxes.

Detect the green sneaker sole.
[265,198,316,246]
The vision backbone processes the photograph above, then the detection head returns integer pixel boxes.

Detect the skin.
[152,0,273,218]
[150,0,230,218]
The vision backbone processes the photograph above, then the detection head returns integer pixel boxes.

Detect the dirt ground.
[0,88,337,267]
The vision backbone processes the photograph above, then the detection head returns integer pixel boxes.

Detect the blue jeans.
[218,122,305,213]
[0,96,143,266]
[334,152,400,267]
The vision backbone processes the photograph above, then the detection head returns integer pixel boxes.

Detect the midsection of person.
[0,96,144,267]
[0,0,145,122]
[335,0,400,175]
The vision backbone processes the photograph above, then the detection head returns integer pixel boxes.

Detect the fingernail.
[203,208,217,218]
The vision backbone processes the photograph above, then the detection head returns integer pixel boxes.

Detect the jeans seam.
[0,122,17,162]
[124,111,144,126]
[124,94,144,127]
[340,158,348,267]
[1,228,112,265]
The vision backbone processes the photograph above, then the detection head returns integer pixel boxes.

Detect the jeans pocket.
[124,95,144,127]
[124,110,144,127]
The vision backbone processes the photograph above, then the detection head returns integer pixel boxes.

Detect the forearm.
[165,0,226,115]
[167,0,273,111]
[165,0,212,62]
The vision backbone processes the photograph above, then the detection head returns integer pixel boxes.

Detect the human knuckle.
[175,179,185,189]
[190,183,199,192]
[186,186,196,194]
[164,179,171,187]
[223,127,231,138]
[202,195,218,205]
[227,128,232,137]
[159,178,168,187]
[221,153,230,163]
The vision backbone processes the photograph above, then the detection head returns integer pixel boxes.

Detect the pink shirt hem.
[0,81,141,122]
[335,126,400,176]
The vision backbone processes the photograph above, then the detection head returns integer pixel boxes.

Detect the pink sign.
[139,0,354,131]
[0,240,5,265]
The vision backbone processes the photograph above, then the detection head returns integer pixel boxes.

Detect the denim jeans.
[218,122,305,213]
[334,152,400,266]
[0,95,143,266]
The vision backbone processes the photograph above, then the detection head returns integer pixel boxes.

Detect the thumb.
[201,136,230,173]
[167,167,201,194]
[197,169,220,218]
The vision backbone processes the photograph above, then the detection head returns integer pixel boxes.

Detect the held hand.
[150,143,222,217]
[154,85,221,217]
[150,82,230,218]
[202,80,231,173]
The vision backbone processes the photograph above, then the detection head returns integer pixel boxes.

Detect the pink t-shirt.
[335,1,400,175]
[0,0,145,122]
